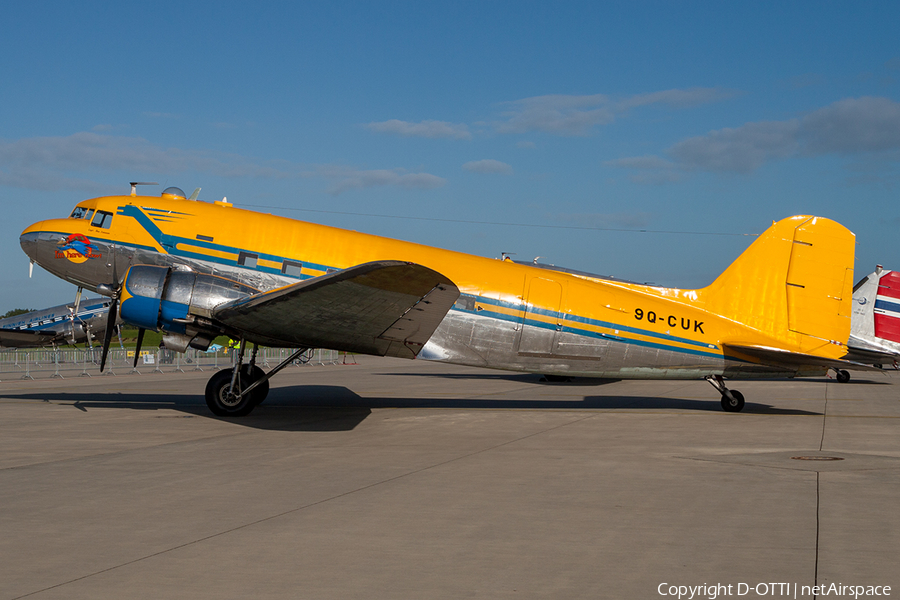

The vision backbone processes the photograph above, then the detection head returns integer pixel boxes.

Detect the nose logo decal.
[55,234,101,264]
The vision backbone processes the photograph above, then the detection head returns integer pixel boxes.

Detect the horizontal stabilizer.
[214,261,459,358]
[725,344,882,373]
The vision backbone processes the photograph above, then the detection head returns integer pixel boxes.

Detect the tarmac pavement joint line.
[8,411,599,600]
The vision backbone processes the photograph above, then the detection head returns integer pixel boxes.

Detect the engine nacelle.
[120,265,259,350]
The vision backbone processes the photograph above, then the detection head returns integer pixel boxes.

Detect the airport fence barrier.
[0,347,357,381]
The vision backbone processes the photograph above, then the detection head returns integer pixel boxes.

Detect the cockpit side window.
[70,207,87,219]
[91,210,113,229]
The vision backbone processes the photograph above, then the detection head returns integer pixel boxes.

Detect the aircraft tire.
[721,390,745,412]
[206,368,257,417]
[244,365,270,406]
[836,369,850,383]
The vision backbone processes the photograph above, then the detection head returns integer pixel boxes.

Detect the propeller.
[67,287,83,345]
[98,249,120,372]
[133,328,146,368]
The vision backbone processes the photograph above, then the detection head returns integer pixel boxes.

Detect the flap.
[213,261,459,359]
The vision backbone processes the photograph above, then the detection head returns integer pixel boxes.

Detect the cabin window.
[282,260,303,277]
[238,251,258,268]
[91,210,113,229]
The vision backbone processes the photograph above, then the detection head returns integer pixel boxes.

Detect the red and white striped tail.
[874,271,900,343]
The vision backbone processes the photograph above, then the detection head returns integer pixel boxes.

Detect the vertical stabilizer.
[697,215,855,357]
[874,270,900,343]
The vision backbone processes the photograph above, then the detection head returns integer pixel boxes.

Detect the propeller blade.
[133,328,146,368]
[100,247,122,372]
[99,298,118,372]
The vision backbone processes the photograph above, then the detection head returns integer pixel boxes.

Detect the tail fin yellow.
[697,215,855,357]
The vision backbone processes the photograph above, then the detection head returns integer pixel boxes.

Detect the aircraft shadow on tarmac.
[4,382,820,430]
[386,371,623,386]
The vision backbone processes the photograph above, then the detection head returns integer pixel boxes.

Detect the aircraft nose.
[20,221,49,261]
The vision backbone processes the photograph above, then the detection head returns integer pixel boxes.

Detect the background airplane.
[0,297,112,348]
[845,265,900,372]
[20,184,878,416]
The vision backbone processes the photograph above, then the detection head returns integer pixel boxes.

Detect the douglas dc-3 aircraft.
[0,297,111,348]
[20,184,878,416]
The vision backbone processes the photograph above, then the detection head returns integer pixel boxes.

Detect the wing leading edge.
[213,261,459,359]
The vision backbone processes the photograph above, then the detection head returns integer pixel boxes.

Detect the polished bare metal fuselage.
[21,229,780,380]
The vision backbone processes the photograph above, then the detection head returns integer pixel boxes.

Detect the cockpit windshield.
[69,206,95,221]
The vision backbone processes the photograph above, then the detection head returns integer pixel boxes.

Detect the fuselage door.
[517,277,562,356]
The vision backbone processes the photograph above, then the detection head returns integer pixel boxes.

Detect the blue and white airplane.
[0,297,112,348]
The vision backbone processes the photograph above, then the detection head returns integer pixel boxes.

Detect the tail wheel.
[836,369,850,383]
[205,368,256,417]
[721,390,745,412]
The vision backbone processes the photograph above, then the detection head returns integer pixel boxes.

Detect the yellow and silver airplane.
[20,184,875,416]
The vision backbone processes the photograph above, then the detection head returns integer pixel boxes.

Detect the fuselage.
[20,191,829,379]
[0,298,111,347]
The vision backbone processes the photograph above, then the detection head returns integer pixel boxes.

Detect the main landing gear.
[705,375,745,412]
[204,341,309,417]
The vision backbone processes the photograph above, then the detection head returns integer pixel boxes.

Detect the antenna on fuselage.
[129,182,159,196]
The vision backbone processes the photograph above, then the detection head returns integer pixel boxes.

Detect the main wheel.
[836,369,850,383]
[205,368,257,417]
[721,390,745,412]
[243,364,270,405]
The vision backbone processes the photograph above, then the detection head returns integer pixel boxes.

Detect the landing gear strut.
[204,341,308,417]
[706,375,745,412]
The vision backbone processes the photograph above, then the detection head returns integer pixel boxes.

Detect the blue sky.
[2,1,899,312]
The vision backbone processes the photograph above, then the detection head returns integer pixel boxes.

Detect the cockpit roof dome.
[162,186,186,199]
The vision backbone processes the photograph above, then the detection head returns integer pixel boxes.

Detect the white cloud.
[800,96,900,155]
[495,94,615,136]
[494,88,736,136]
[611,96,900,180]
[316,166,447,195]
[617,87,739,110]
[0,132,446,195]
[667,120,800,173]
[462,159,513,175]
[365,119,471,140]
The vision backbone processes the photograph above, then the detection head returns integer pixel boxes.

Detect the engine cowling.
[120,265,259,350]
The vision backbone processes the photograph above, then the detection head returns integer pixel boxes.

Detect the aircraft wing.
[0,328,60,348]
[213,261,460,359]
[724,344,883,372]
